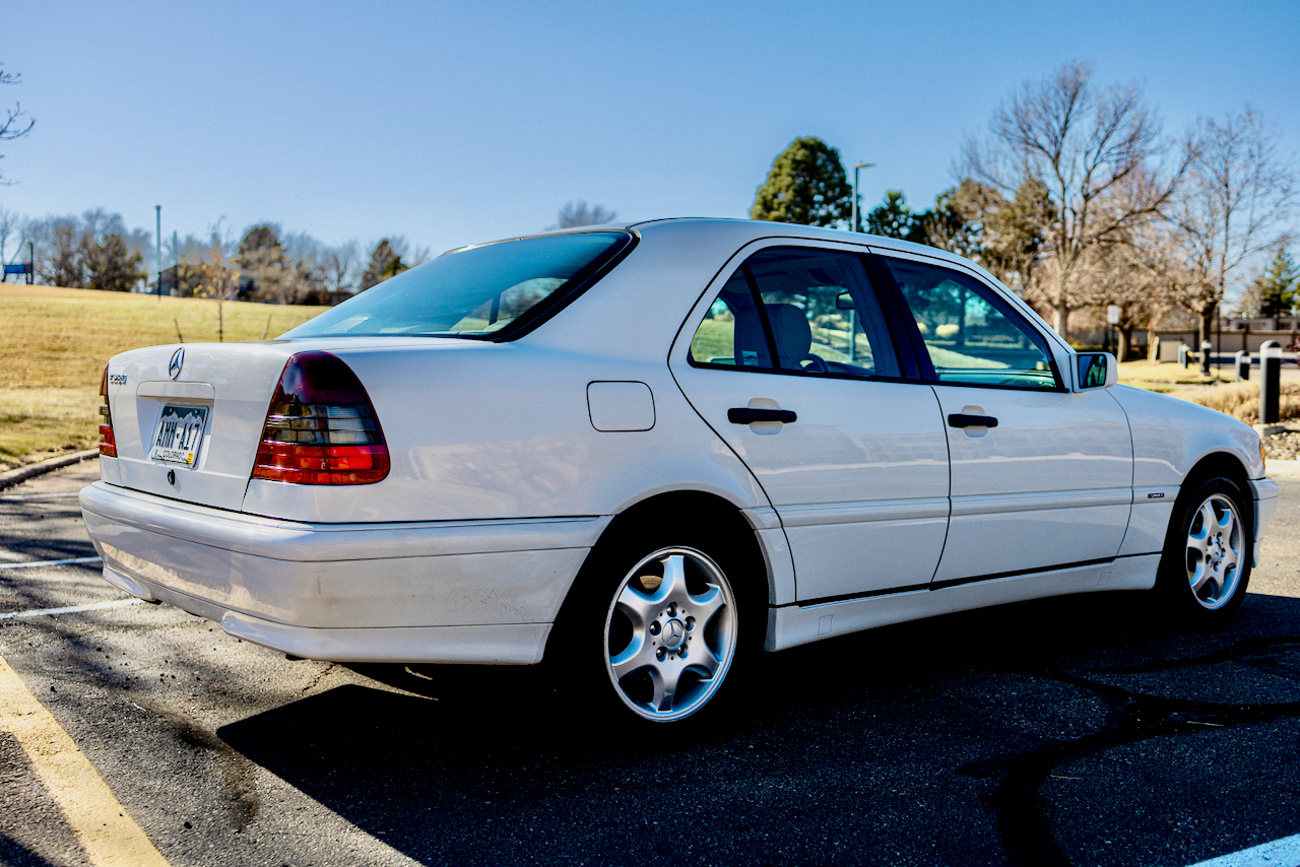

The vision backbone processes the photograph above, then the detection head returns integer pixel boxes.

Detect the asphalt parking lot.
[2,459,1299,867]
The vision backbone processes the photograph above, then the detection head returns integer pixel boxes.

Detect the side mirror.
[1075,352,1118,390]
[835,291,854,310]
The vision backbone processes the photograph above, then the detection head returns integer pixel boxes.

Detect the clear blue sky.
[2,1,1297,256]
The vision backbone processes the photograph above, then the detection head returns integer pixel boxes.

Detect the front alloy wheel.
[603,546,738,723]
[1184,492,1244,610]
[1158,476,1252,622]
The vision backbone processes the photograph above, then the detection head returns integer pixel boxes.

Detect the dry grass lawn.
[1166,380,1300,425]
[1116,358,1300,423]
[0,284,325,470]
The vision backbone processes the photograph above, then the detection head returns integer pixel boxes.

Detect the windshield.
[283,231,633,340]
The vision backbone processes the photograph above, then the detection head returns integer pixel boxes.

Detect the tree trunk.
[1053,302,1070,340]
[1116,326,1133,362]
[1199,304,1216,350]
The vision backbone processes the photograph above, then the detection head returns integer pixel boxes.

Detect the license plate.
[149,404,209,467]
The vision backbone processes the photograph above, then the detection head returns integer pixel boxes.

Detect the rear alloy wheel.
[602,546,738,723]
[1159,477,1252,620]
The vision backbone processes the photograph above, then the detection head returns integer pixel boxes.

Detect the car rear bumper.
[79,481,608,664]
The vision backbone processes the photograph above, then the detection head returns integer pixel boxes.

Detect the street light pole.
[851,162,875,232]
[155,205,162,298]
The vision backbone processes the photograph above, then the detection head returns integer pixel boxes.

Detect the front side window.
[283,232,632,340]
[688,247,900,379]
[880,256,1059,389]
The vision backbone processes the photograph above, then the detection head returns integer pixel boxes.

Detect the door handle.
[947,413,998,429]
[728,407,797,425]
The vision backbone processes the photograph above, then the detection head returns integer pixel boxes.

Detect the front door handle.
[728,407,797,425]
[948,413,998,429]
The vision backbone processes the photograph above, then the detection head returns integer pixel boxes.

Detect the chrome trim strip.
[950,487,1131,517]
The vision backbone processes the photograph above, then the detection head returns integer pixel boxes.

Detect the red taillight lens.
[98,364,117,458]
[251,351,390,485]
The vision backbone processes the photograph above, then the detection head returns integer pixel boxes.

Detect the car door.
[873,249,1133,583]
[670,242,950,602]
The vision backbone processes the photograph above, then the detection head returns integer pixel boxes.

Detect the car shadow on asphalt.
[217,591,1300,867]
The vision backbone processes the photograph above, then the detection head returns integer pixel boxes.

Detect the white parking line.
[0,491,84,501]
[0,655,171,866]
[1187,833,1300,866]
[0,598,144,621]
[0,556,103,571]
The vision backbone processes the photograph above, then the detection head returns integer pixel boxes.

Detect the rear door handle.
[728,407,797,425]
[947,413,998,429]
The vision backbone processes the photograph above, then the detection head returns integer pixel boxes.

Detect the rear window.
[283,231,634,340]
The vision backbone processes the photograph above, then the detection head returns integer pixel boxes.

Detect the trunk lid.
[102,342,302,510]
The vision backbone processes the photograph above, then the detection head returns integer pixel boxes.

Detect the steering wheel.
[801,353,828,373]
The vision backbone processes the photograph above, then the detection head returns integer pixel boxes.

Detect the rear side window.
[283,232,633,340]
[879,256,1059,389]
[688,247,900,379]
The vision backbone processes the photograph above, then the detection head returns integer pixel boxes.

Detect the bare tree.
[322,240,360,297]
[1166,109,1297,344]
[0,64,34,184]
[0,206,20,272]
[46,218,91,287]
[962,61,1190,337]
[551,200,617,229]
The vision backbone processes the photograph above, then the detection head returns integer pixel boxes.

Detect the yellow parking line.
[0,655,170,867]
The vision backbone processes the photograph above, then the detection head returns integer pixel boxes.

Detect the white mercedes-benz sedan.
[81,218,1279,724]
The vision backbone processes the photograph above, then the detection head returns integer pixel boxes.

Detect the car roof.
[496,217,961,262]
[629,216,984,270]
[464,217,1021,331]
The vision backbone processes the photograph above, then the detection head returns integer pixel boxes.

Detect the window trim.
[868,249,1068,393]
[681,241,910,384]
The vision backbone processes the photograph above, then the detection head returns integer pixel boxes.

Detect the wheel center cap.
[662,618,685,650]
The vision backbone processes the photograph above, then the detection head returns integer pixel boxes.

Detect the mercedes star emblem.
[168,347,185,380]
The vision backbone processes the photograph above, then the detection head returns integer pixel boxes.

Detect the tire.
[558,521,753,725]
[1156,475,1253,622]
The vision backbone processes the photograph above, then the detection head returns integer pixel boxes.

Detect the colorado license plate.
[150,404,208,467]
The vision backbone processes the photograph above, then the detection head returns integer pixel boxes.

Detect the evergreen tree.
[1251,249,1299,318]
[864,191,928,243]
[85,232,145,292]
[751,137,852,227]
[360,239,407,291]
[237,224,290,302]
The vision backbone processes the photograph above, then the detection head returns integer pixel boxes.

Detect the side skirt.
[765,554,1160,652]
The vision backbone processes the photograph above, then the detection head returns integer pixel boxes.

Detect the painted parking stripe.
[0,556,102,571]
[0,491,84,501]
[0,655,171,866]
[1187,833,1300,867]
[0,598,144,621]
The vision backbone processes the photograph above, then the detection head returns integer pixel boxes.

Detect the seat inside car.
[765,303,813,369]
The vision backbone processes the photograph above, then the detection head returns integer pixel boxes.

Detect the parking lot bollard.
[1236,350,1250,382]
[1261,341,1282,425]
[1200,340,1212,377]
[1179,344,1190,368]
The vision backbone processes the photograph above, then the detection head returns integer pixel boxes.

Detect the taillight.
[98,365,117,458]
[251,351,390,485]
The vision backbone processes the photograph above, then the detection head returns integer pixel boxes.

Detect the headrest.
[766,303,812,367]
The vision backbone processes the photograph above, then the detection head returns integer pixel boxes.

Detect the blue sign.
[3,263,31,275]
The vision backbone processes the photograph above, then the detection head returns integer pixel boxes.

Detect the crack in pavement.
[958,636,1300,867]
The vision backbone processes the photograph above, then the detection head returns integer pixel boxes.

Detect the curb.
[0,450,100,491]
